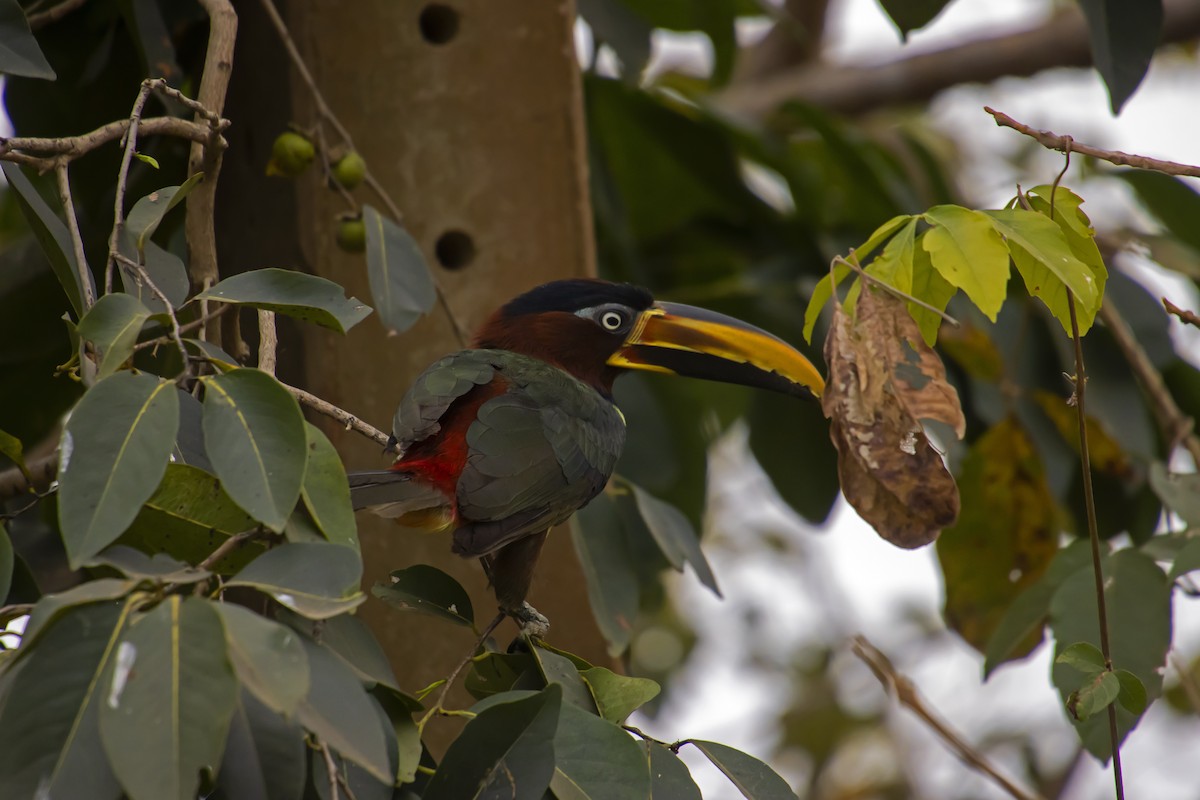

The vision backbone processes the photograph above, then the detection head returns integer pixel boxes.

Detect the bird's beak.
[607,302,825,399]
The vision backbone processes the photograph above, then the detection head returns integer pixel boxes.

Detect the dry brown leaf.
[822,289,962,548]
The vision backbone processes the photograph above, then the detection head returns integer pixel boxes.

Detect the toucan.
[349,279,824,633]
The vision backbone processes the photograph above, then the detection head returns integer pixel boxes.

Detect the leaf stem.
[1066,290,1124,799]
[417,611,505,735]
[833,254,960,327]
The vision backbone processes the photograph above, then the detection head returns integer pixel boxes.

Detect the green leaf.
[1149,461,1200,528]
[300,423,359,549]
[464,653,543,701]
[1117,169,1200,254]
[922,205,1009,321]
[362,205,436,335]
[628,483,719,595]
[20,578,139,648]
[688,740,797,800]
[117,463,259,574]
[372,563,474,627]
[904,237,955,345]
[802,262,850,344]
[116,234,190,315]
[99,596,238,800]
[1068,670,1121,721]
[124,174,204,257]
[863,217,918,296]
[549,700,649,800]
[1023,186,1107,298]
[214,690,307,800]
[576,0,652,78]
[85,545,210,584]
[1,161,89,316]
[423,685,562,800]
[1077,0,1162,113]
[1114,669,1148,715]
[202,368,307,531]
[0,601,132,799]
[294,639,402,785]
[1169,538,1200,581]
[0,0,55,78]
[77,292,152,378]
[372,684,424,783]
[530,642,598,713]
[1056,641,1107,674]
[58,372,180,568]
[571,491,639,655]
[1049,549,1172,759]
[983,539,1093,678]
[196,269,373,334]
[580,666,660,722]
[134,152,160,169]
[214,602,310,715]
[643,741,702,800]
[985,208,1100,335]
[228,542,365,620]
[0,427,31,485]
[290,610,402,693]
[876,0,953,39]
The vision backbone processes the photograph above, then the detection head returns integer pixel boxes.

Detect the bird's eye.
[599,309,626,331]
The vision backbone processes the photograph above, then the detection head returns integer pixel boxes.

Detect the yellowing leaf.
[1034,390,1133,479]
[923,205,1009,321]
[939,418,1060,652]
[908,236,957,346]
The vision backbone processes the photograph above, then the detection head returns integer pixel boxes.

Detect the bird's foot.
[506,602,550,638]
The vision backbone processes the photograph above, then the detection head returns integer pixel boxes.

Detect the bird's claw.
[508,602,550,638]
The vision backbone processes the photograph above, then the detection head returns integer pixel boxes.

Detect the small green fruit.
[267,131,315,177]
[332,151,367,189]
[336,217,366,253]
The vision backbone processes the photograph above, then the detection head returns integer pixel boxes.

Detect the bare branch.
[54,163,95,310]
[851,636,1046,800]
[1164,297,1200,328]
[257,310,277,376]
[717,0,1200,119]
[0,117,217,169]
[186,0,238,344]
[106,80,157,295]
[197,529,261,573]
[113,252,189,367]
[27,0,89,31]
[0,453,58,501]
[1098,302,1200,465]
[987,107,1200,178]
[279,381,395,452]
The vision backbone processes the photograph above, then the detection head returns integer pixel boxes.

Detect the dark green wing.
[391,350,498,449]
[452,358,626,557]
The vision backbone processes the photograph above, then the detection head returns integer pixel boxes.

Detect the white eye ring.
[600,310,625,331]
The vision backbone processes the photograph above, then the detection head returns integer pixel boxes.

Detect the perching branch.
[255,0,470,347]
[986,107,1200,178]
[279,381,396,452]
[850,636,1046,800]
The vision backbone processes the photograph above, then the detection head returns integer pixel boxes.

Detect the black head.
[498,279,654,319]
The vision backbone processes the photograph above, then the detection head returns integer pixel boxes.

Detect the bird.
[349,278,824,634]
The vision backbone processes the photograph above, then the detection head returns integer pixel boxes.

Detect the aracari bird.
[349,279,824,633]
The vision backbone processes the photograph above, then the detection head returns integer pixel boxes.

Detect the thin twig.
[0,453,58,501]
[0,117,220,173]
[279,381,396,452]
[1164,298,1200,328]
[850,636,1046,800]
[319,740,341,800]
[133,303,230,352]
[106,80,156,295]
[197,529,260,572]
[26,0,88,30]
[257,310,277,376]
[834,254,961,327]
[113,252,189,368]
[1099,302,1200,464]
[53,162,95,310]
[255,0,470,347]
[419,612,506,734]
[986,107,1200,178]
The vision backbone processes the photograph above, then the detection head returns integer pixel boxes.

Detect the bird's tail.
[347,469,455,531]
